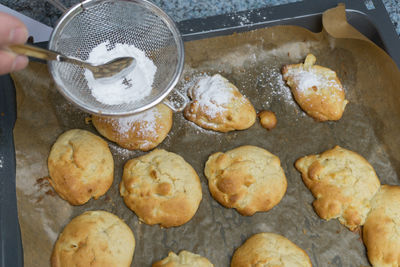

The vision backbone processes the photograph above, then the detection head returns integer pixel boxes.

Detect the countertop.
[1,0,399,37]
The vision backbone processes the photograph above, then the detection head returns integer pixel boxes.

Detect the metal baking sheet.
[2,1,400,266]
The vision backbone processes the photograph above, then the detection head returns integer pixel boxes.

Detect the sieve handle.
[163,89,189,112]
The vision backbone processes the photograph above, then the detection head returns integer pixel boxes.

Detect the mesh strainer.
[48,0,186,116]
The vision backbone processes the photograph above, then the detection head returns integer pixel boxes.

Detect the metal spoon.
[8,44,136,79]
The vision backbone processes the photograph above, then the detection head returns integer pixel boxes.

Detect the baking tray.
[1,0,399,266]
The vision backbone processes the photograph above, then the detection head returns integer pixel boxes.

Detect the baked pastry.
[282,54,348,121]
[92,103,173,151]
[184,74,256,132]
[295,146,380,230]
[231,232,312,267]
[153,251,214,267]
[258,110,277,130]
[204,145,287,216]
[51,210,135,267]
[120,149,202,227]
[363,185,400,267]
[47,129,114,205]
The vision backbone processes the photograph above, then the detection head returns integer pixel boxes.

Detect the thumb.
[0,12,28,46]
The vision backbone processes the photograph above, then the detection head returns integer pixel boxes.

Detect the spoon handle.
[8,44,91,70]
[8,44,60,61]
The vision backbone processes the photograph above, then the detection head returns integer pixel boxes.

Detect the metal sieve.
[48,0,186,116]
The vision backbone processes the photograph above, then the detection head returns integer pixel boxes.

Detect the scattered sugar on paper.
[108,143,137,160]
[259,68,296,107]
[186,74,235,119]
[84,40,157,105]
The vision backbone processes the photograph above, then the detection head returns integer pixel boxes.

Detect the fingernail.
[9,27,28,43]
[11,55,29,72]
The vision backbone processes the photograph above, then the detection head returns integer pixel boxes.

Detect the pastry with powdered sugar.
[184,74,256,132]
[92,103,172,151]
[282,54,348,121]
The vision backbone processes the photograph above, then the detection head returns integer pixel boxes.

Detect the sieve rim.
[48,0,185,116]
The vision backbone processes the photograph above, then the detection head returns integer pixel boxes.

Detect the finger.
[0,50,28,75]
[0,12,28,46]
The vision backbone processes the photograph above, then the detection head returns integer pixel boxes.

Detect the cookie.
[295,146,380,230]
[120,149,202,227]
[92,103,173,151]
[363,185,400,267]
[231,232,312,267]
[282,54,348,121]
[204,145,287,216]
[47,129,114,205]
[51,210,135,267]
[153,251,214,267]
[184,74,256,132]
[258,110,277,130]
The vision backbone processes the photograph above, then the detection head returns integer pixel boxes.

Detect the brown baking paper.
[11,4,400,266]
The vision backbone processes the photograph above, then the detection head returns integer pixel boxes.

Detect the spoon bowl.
[8,44,136,79]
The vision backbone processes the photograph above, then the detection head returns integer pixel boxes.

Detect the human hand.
[0,12,29,75]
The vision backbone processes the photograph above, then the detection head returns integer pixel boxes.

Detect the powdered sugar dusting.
[113,108,162,138]
[186,74,235,119]
[284,67,342,94]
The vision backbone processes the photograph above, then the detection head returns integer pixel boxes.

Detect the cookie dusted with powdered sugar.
[120,149,202,227]
[282,54,348,121]
[92,103,172,151]
[295,146,380,231]
[204,145,287,216]
[184,74,256,132]
[51,211,135,267]
[363,185,400,267]
[231,233,312,267]
[153,251,214,267]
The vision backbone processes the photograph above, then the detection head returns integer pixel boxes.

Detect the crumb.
[35,176,51,190]
[36,195,44,203]
[35,177,48,184]
[258,110,277,130]
[85,116,92,125]
[45,189,56,196]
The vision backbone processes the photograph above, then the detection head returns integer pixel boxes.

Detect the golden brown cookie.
[204,145,287,216]
[231,232,312,267]
[282,54,348,121]
[92,103,173,151]
[51,210,135,267]
[153,251,214,267]
[184,74,256,132]
[363,185,400,267]
[120,149,202,227]
[47,129,114,205]
[295,146,380,231]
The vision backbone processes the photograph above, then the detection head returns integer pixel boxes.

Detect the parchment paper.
[12,4,400,267]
